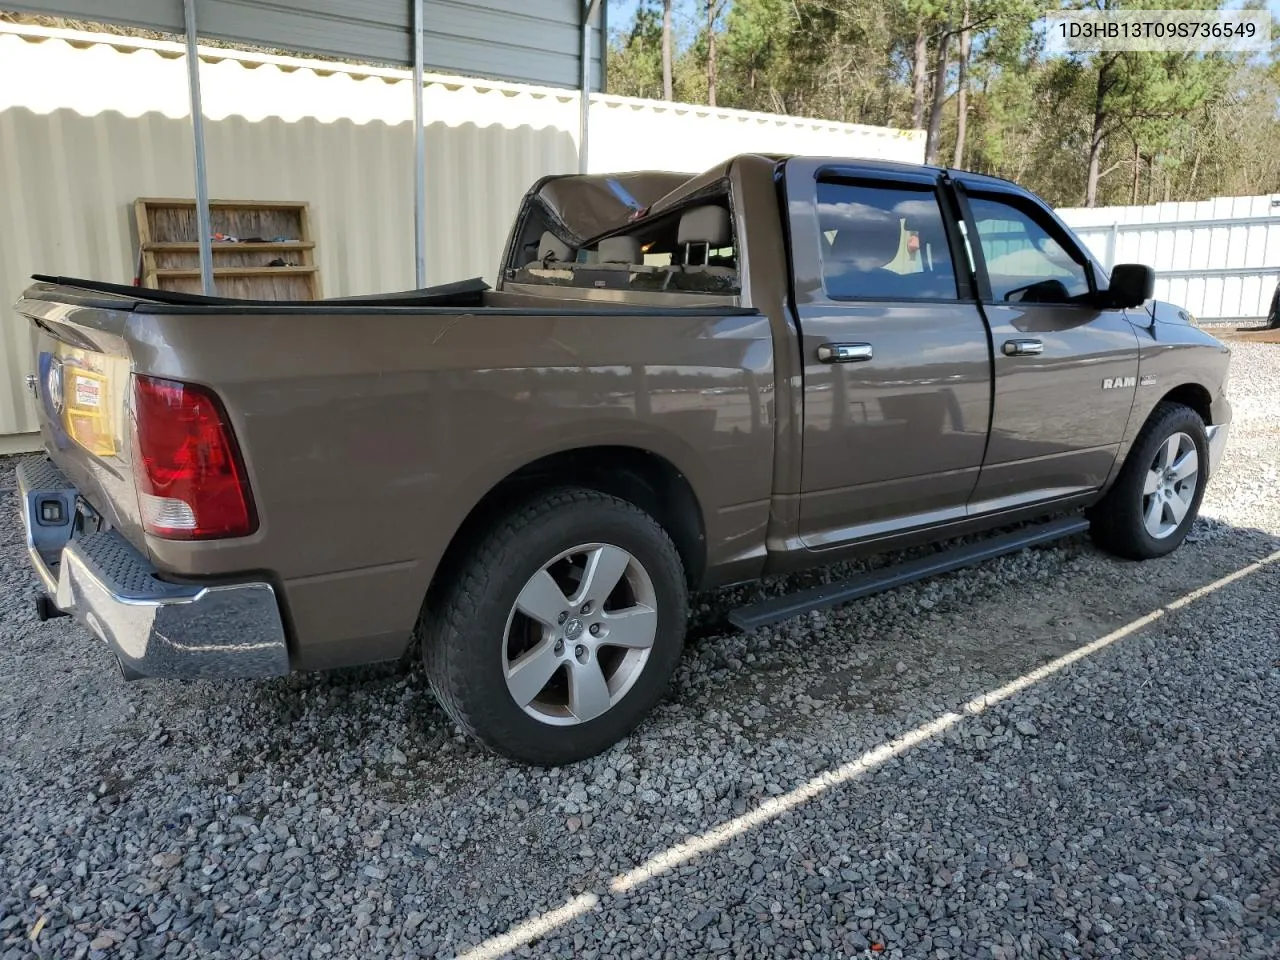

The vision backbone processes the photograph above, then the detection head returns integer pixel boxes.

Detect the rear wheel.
[1089,401,1208,560]
[420,488,688,765]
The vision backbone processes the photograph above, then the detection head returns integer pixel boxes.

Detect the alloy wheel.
[502,543,658,726]
[1142,431,1199,540]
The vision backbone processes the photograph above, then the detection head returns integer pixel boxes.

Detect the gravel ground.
[2,340,1278,960]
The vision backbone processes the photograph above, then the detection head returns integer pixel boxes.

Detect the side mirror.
[1106,263,1155,309]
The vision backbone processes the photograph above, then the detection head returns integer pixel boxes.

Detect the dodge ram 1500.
[15,154,1231,764]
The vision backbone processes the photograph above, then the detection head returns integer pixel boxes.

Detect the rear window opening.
[510,200,740,297]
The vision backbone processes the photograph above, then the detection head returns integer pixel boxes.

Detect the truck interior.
[507,199,740,297]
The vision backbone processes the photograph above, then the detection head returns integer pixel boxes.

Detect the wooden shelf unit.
[134,198,322,299]
[145,240,316,253]
[154,266,318,279]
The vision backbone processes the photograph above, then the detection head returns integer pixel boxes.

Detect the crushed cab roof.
[527,154,1017,248]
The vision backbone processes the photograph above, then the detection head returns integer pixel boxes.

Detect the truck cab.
[496,154,1230,560]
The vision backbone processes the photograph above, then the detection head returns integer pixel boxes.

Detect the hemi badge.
[1140,374,1158,386]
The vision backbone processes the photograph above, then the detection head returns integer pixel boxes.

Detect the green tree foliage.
[608,0,667,101]
[607,0,1280,205]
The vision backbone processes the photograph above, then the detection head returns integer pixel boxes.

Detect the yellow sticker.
[63,368,116,457]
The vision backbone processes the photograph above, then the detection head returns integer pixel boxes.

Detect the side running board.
[727,515,1090,632]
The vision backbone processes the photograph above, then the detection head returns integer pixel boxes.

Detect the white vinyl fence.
[1058,195,1280,325]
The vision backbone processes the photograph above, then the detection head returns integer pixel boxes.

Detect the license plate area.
[46,344,129,459]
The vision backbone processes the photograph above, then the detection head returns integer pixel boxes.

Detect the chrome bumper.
[16,457,290,680]
[1205,422,1229,478]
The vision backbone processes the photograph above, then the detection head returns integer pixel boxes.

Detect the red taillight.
[131,375,257,539]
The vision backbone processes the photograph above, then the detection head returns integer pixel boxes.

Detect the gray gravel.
[2,340,1278,960]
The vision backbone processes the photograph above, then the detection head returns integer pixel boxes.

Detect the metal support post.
[579,0,601,174]
[183,0,214,295]
[413,0,427,287]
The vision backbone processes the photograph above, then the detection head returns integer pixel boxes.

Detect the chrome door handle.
[1003,339,1043,357]
[817,342,873,363]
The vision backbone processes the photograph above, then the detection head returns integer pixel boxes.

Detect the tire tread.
[418,488,686,764]
[1089,401,1207,560]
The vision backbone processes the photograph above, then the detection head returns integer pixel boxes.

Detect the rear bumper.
[16,457,290,680]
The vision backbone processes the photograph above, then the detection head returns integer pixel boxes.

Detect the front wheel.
[420,488,688,765]
[1089,401,1209,560]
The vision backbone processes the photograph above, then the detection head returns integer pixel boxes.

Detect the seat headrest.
[536,231,571,264]
[826,207,902,271]
[598,235,642,264]
[678,206,731,247]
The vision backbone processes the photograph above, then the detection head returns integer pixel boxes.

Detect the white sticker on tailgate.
[74,374,101,408]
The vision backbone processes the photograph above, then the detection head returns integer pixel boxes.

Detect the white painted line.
[456,894,600,960]
[457,550,1280,960]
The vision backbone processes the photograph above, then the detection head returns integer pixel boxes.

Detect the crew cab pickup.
[14,155,1231,764]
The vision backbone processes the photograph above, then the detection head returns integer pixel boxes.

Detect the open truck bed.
[14,270,770,696]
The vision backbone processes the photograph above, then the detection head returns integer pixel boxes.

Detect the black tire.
[1088,401,1208,560]
[419,488,688,766]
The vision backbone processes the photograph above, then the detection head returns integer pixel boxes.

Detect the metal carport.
[4,0,607,292]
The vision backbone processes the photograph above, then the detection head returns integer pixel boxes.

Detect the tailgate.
[16,284,146,550]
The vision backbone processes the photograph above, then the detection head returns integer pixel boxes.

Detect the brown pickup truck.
[15,154,1231,765]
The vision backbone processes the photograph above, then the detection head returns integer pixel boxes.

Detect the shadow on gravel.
[224,522,1280,760]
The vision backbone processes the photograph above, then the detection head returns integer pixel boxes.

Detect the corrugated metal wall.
[4,0,605,89]
[422,0,603,90]
[1058,195,1280,324]
[0,26,924,444]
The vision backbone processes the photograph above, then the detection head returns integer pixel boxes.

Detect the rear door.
[955,180,1140,512]
[784,159,992,549]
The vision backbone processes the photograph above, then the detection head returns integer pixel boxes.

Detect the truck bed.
[26,275,745,315]
[15,276,774,672]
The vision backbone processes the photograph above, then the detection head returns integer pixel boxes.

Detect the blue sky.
[608,0,644,30]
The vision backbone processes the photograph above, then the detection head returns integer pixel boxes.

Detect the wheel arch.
[1158,382,1214,424]
[1106,378,1218,492]
[427,445,708,607]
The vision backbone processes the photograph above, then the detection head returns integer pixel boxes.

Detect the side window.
[969,195,1091,304]
[816,180,958,300]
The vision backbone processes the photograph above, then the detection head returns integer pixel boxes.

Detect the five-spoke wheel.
[1090,401,1209,560]
[1141,432,1199,540]
[419,489,688,765]
[504,544,658,725]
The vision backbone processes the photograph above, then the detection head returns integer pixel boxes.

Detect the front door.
[956,183,1141,514]
[786,161,992,549]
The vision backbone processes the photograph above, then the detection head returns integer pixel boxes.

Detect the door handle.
[817,342,873,363]
[1003,338,1043,357]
